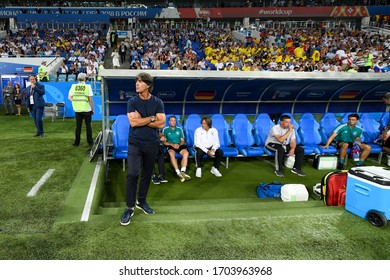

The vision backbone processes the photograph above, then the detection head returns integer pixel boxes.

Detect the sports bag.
[256,181,284,198]
[320,171,348,206]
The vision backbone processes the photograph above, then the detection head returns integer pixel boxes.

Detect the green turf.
[1,108,390,260]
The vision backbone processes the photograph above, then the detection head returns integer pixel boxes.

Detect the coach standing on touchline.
[120,72,166,226]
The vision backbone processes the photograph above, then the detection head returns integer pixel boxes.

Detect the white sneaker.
[195,168,202,178]
[211,167,222,177]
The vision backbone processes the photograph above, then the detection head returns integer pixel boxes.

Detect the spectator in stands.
[194,117,224,178]
[265,115,306,177]
[13,83,22,116]
[120,72,166,226]
[111,48,120,69]
[57,61,69,81]
[322,113,372,170]
[162,115,191,182]
[68,73,94,148]
[26,74,45,138]
[2,80,15,115]
[86,64,96,81]
[97,62,105,81]
[118,42,127,64]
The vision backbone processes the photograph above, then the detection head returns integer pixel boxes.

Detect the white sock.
[181,167,186,172]
[175,169,180,175]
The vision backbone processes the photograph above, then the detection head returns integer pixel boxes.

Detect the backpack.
[256,181,284,198]
[320,171,348,206]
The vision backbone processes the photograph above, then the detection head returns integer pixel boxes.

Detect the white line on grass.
[27,169,55,197]
[81,156,102,222]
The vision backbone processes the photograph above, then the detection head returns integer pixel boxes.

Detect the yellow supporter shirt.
[311,49,321,62]
[294,47,305,58]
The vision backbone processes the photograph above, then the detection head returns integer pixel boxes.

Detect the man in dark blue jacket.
[26,74,46,137]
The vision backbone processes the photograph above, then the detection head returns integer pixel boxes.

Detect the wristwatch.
[150,116,156,122]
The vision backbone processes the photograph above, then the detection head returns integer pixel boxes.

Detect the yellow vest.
[71,83,90,112]
[38,65,49,81]
[97,65,104,81]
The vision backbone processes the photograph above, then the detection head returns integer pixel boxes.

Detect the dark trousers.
[32,106,44,135]
[153,144,165,176]
[74,111,93,145]
[194,146,223,169]
[125,142,159,208]
[4,96,14,113]
[265,143,304,171]
[120,53,126,64]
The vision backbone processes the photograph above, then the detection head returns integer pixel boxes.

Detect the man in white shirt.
[194,117,224,178]
[265,115,305,177]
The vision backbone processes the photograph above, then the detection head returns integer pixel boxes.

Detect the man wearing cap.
[38,61,49,82]
[68,73,94,148]
[120,72,166,226]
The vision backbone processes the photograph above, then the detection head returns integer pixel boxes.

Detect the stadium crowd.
[3,0,390,8]
[1,18,390,76]
[120,21,390,73]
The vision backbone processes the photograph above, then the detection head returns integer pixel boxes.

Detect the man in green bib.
[323,113,371,169]
[162,115,191,182]
[68,73,94,148]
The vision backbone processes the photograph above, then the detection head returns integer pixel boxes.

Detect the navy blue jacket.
[26,82,46,108]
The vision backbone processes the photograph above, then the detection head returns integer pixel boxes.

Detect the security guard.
[38,61,49,82]
[68,73,94,148]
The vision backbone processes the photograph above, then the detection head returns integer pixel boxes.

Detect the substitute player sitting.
[162,116,191,182]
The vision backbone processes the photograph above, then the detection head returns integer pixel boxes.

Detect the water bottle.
[352,143,360,162]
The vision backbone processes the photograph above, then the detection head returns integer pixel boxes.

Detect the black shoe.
[151,175,160,185]
[120,207,134,226]
[158,175,168,183]
[136,201,155,214]
[73,143,79,146]
[274,170,284,177]
[291,167,306,177]
[33,134,40,137]
[5,113,10,115]
[337,162,344,170]
[39,134,44,138]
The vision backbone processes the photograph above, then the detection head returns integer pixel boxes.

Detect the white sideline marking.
[27,169,55,197]
[81,156,102,222]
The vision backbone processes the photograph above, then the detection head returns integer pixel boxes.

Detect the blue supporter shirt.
[127,94,165,145]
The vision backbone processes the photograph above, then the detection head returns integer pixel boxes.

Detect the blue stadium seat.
[183,114,201,157]
[359,113,383,156]
[211,114,239,159]
[319,112,340,144]
[379,112,389,131]
[298,113,337,155]
[231,114,264,157]
[253,113,275,155]
[111,114,130,170]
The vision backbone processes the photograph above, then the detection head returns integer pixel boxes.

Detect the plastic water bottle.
[352,143,360,162]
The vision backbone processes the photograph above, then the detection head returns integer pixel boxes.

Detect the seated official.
[323,113,371,169]
[152,130,168,185]
[265,115,306,177]
[162,116,191,182]
[194,117,224,178]
[381,126,390,157]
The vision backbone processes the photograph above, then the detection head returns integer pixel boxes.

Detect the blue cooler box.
[346,166,390,227]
